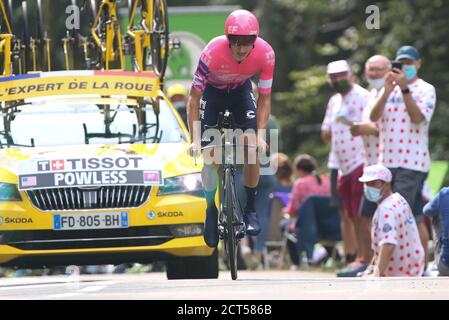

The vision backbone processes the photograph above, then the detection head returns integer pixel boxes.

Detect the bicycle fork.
[218,166,245,241]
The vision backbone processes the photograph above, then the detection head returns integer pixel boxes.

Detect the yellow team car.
[0,71,218,279]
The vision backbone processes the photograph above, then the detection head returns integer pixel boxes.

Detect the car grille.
[0,226,174,250]
[26,186,151,211]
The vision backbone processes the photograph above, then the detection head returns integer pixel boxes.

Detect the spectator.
[359,164,424,277]
[423,187,449,276]
[270,153,294,268]
[321,60,370,270]
[273,153,293,192]
[283,154,331,267]
[285,154,330,219]
[322,102,356,266]
[349,55,390,268]
[370,45,436,270]
[167,83,188,126]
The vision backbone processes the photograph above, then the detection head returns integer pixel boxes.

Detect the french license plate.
[53,212,128,230]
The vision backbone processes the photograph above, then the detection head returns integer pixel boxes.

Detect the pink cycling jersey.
[192,35,275,94]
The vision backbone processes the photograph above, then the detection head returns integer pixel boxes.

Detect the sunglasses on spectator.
[228,35,257,46]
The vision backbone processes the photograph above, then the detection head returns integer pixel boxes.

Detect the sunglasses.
[228,35,257,46]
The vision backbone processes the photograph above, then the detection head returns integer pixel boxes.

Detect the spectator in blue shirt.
[423,187,449,276]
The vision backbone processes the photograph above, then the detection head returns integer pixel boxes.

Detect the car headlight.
[0,183,22,201]
[157,173,204,196]
[169,223,203,237]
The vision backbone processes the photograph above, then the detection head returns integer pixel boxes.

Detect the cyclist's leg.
[230,80,261,236]
[200,85,226,247]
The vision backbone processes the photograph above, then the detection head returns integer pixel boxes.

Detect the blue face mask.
[364,185,382,203]
[403,65,417,80]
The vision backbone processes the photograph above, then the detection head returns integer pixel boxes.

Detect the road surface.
[0,270,448,300]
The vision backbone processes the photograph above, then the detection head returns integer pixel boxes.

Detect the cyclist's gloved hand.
[187,142,201,158]
[256,135,269,154]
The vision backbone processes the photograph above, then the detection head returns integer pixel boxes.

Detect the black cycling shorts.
[199,80,257,147]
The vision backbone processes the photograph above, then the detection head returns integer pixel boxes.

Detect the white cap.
[327,60,350,74]
[359,164,392,183]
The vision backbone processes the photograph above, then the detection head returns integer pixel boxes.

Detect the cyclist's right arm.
[187,88,202,155]
[188,53,211,155]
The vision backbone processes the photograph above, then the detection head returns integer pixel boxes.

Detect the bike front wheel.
[223,167,239,280]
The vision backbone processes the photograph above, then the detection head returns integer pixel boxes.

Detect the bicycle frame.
[127,0,168,74]
[127,0,152,72]
[43,36,51,71]
[29,36,51,72]
[0,34,12,76]
[62,32,74,70]
[0,0,12,76]
[202,111,249,280]
[0,0,12,34]
[91,0,124,70]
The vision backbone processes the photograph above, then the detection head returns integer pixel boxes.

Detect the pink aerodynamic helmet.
[225,9,259,37]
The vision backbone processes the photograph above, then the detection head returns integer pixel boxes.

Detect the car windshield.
[1,97,187,147]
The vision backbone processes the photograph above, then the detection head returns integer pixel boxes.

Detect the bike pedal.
[236,230,245,239]
[235,223,246,239]
[218,225,225,240]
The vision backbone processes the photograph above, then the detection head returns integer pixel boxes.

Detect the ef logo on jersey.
[246,110,256,119]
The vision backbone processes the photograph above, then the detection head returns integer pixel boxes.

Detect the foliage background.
[6,0,449,179]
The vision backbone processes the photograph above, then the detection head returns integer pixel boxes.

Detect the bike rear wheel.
[223,167,239,280]
[143,0,169,79]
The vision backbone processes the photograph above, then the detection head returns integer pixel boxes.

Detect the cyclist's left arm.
[256,44,275,147]
[256,92,271,133]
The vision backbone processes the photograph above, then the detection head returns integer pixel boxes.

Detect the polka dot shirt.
[372,192,424,277]
[362,89,381,166]
[321,84,370,175]
[378,79,436,172]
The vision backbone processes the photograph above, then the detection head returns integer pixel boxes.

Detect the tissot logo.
[36,157,145,172]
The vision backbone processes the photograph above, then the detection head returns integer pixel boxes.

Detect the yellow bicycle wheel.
[144,0,169,79]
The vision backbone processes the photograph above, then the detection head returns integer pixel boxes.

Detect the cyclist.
[186,9,275,248]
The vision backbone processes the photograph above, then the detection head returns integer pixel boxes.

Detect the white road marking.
[79,285,108,292]
[0,283,69,291]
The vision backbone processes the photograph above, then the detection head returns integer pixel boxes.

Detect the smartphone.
[392,61,402,70]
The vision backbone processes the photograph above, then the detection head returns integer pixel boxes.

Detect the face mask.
[364,185,382,203]
[331,80,351,94]
[403,65,417,80]
[367,77,385,91]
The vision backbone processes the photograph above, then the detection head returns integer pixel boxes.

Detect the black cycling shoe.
[203,206,219,247]
[236,222,246,239]
[244,211,261,236]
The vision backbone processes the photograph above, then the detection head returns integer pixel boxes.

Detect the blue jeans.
[295,195,341,260]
